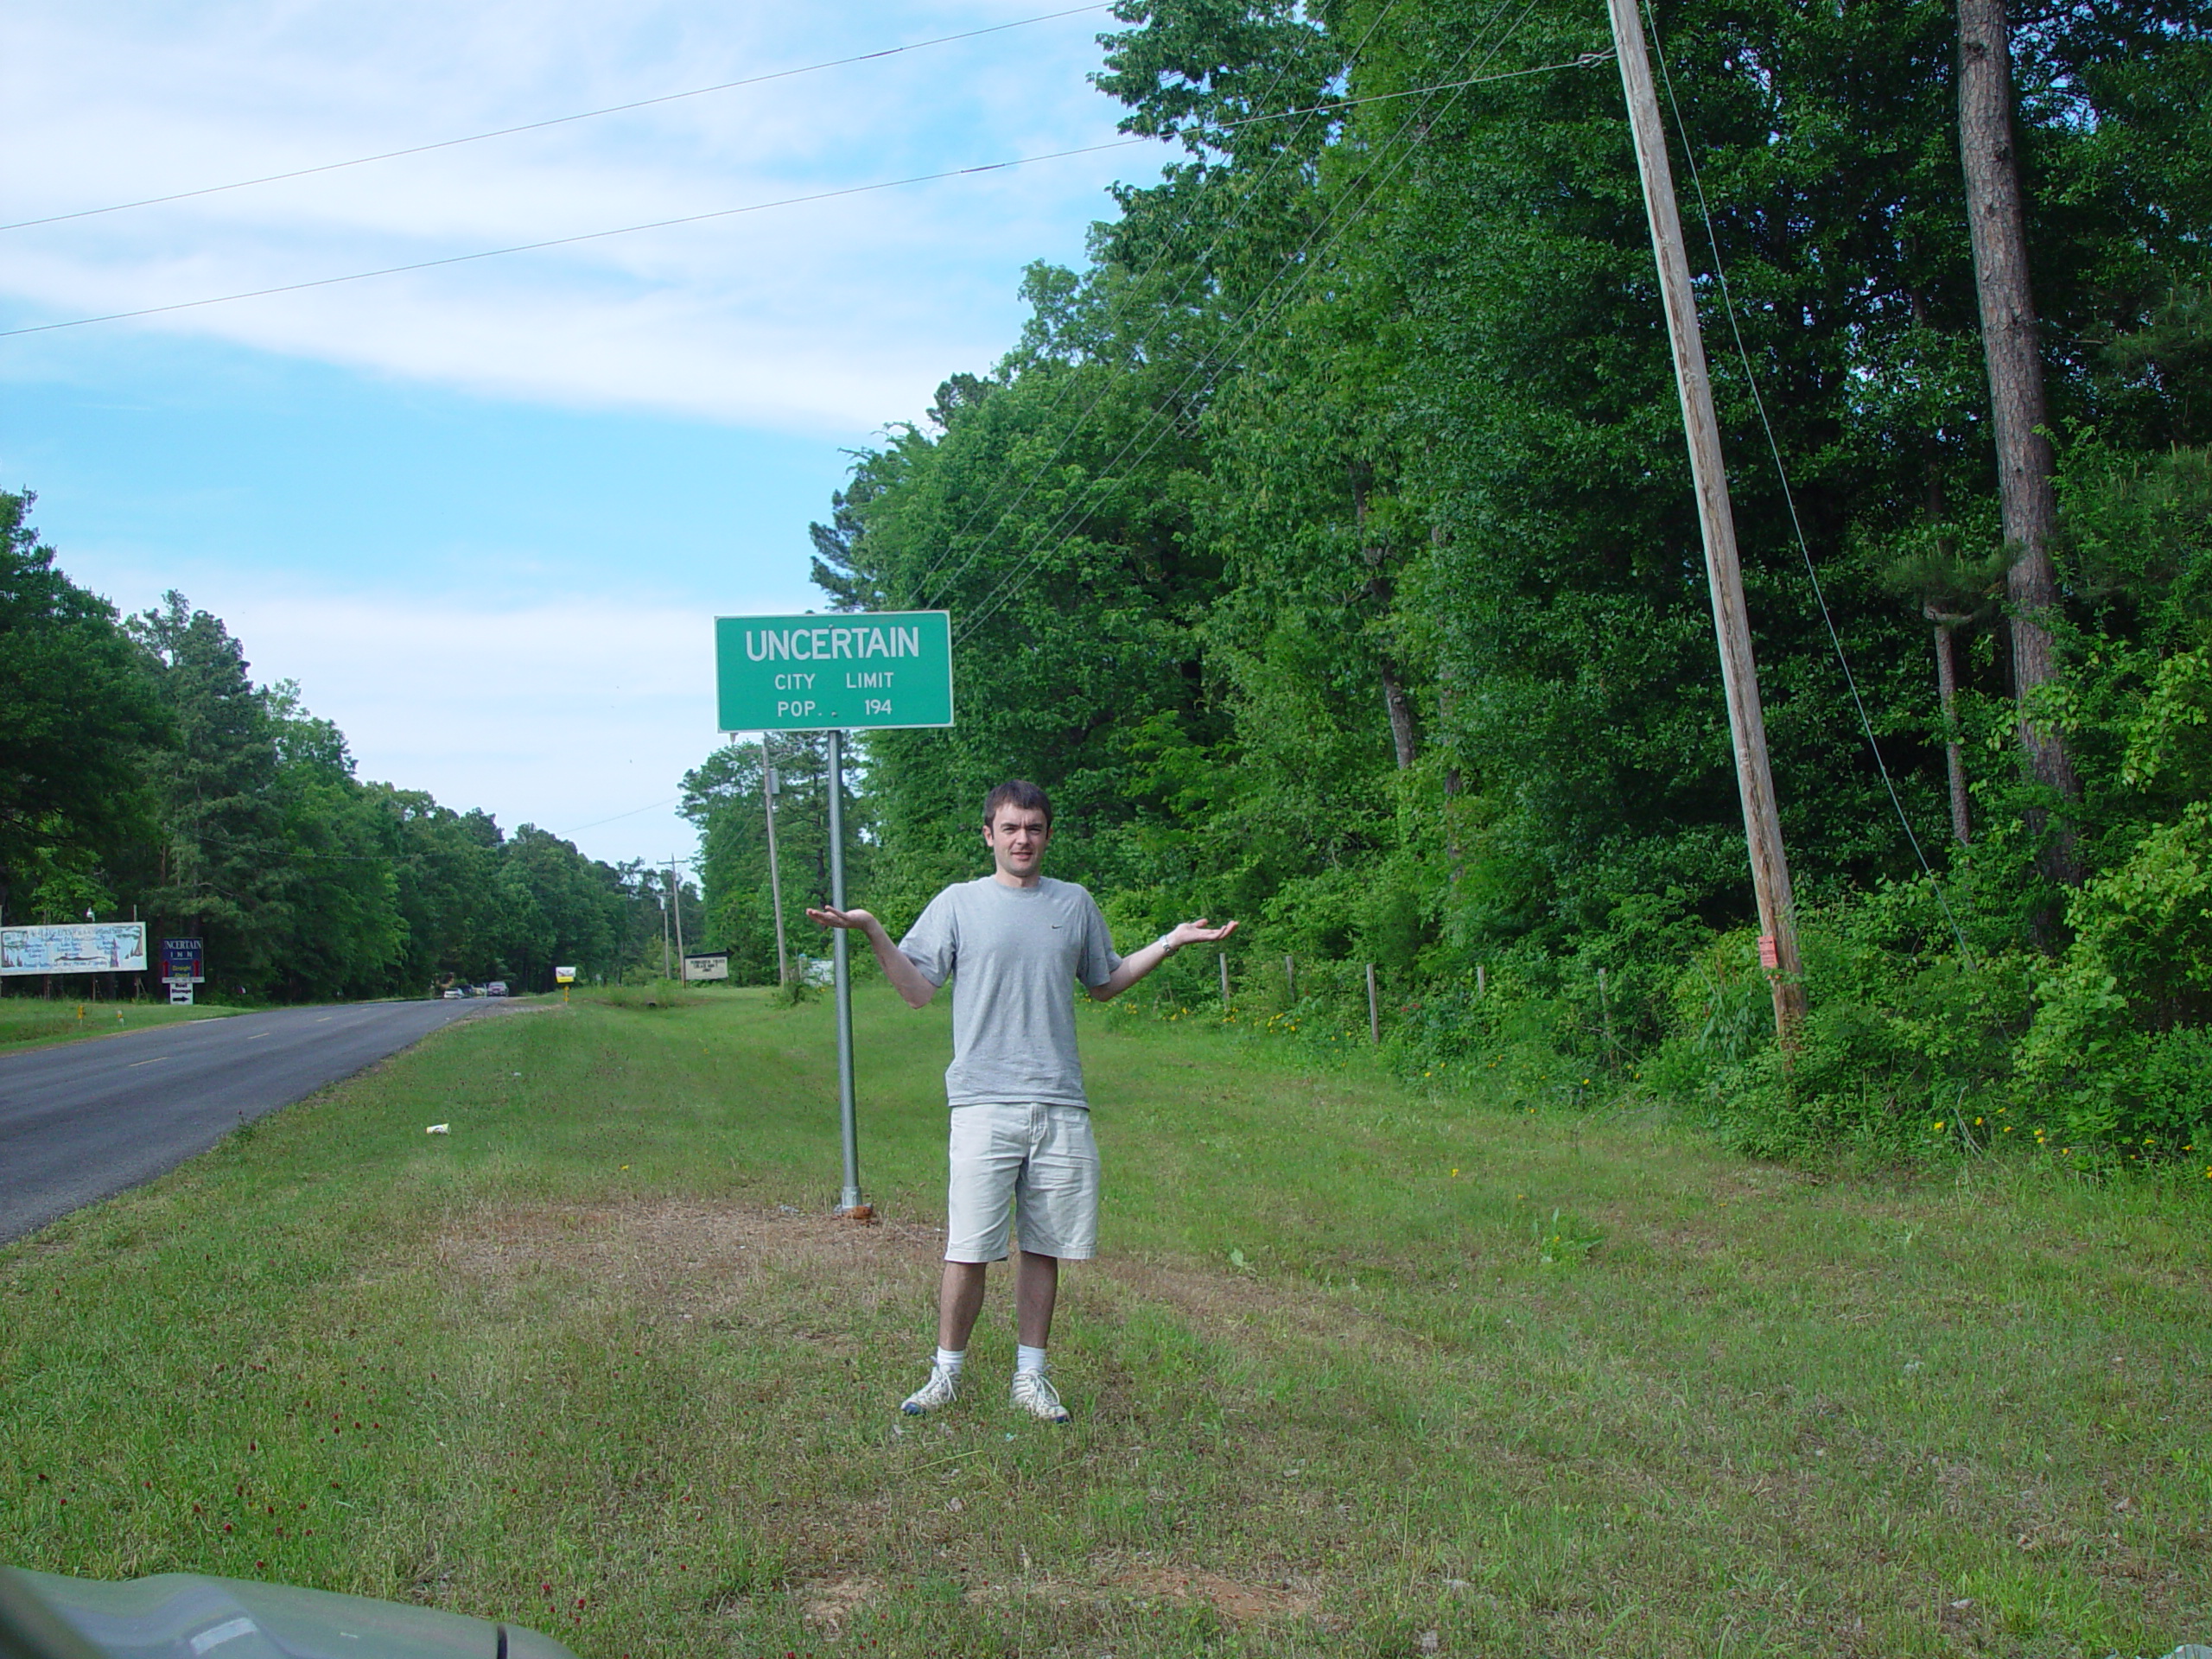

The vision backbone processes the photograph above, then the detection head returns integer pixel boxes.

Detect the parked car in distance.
[486,981,509,997]
[441,988,463,1000]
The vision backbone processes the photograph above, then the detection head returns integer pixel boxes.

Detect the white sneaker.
[900,1366,960,1415]
[1008,1370,1071,1423]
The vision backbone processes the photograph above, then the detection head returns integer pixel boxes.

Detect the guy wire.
[1641,0,1976,964]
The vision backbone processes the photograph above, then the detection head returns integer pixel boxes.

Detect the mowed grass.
[0,996,238,1050]
[3,986,2208,1659]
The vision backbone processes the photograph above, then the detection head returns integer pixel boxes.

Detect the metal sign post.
[827,728,861,1211]
[715,611,954,1217]
[761,741,791,985]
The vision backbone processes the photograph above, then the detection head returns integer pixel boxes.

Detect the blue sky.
[1,0,1147,868]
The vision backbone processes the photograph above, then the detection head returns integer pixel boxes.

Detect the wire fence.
[1130,944,1668,1089]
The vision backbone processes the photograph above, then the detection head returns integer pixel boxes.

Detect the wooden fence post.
[1366,963,1381,1045]
[1284,955,1297,1002]
[1218,951,1231,1010]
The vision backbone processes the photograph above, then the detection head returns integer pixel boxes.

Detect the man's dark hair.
[982,779,1052,827]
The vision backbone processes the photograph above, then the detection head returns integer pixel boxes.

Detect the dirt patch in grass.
[1092,1254,1435,1352]
[799,1573,882,1632]
[956,1561,1322,1627]
[438,1200,1407,1344]
[437,1199,943,1313]
[1107,1561,1319,1622]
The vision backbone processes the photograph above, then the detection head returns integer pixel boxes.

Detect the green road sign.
[715,611,954,731]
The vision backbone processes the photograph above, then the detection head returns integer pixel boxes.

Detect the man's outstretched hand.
[805,906,938,1008]
[1091,916,1239,1002]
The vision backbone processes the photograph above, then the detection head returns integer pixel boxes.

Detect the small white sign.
[682,953,730,982]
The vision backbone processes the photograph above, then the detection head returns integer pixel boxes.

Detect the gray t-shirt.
[897,875,1123,1107]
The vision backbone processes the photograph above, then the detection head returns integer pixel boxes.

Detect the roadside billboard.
[682,952,730,982]
[1,922,149,976]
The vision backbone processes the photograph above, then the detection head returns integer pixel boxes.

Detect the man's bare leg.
[1009,1251,1071,1421]
[1015,1250,1059,1348]
[903,1262,988,1415]
[938,1260,988,1351]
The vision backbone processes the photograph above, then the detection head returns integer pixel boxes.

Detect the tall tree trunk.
[1926,607,1974,846]
[1379,664,1419,770]
[1957,0,2081,886]
[1435,527,1463,884]
[1351,466,1418,769]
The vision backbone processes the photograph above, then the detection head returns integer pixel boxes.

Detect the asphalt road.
[0,999,505,1246]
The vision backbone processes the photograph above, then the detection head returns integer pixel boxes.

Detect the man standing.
[806,779,1235,1422]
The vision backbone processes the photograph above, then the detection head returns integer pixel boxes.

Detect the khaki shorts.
[944,1103,1100,1263]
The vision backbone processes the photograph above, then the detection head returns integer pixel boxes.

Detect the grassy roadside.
[3,984,2207,1659]
[0,997,238,1050]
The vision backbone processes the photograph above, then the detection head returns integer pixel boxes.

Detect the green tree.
[0,493,168,924]
[124,594,297,993]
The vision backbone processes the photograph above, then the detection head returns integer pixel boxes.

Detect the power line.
[0,139,1147,340]
[925,20,1586,620]
[0,67,1589,344]
[562,797,680,835]
[0,4,1115,236]
[899,0,1418,607]
[1640,0,1974,963]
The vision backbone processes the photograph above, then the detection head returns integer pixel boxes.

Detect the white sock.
[934,1347,965,1378]
[1015,1344,1048,1376]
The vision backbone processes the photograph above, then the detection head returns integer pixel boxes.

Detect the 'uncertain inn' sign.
[715,611,954,732]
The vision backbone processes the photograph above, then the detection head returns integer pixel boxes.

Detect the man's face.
[983,806,1052,882]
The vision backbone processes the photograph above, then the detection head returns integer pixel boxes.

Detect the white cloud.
[2,0,1147,428]
[1,2,1155,868]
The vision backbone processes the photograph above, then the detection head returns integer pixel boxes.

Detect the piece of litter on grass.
[425,1124,450,1135]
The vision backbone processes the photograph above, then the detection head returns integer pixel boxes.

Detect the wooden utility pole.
[1957,0,2080,887]
[1605,0,1806,1042]
[761,737,791,985]
[669,856,687,968]
[1925,606,1974,845]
